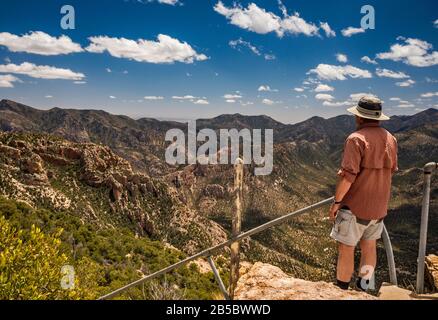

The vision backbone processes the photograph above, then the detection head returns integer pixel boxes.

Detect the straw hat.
[347,96,390,121]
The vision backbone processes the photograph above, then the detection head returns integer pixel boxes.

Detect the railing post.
[230,157,243,299]
[416,162,437,294]
[382,224,397,286]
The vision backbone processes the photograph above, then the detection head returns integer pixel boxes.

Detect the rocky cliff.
[234,262,376,300]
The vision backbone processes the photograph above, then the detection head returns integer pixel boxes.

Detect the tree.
[0,216,73,300]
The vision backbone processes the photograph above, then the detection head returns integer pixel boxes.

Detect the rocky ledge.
[234,262,376,300]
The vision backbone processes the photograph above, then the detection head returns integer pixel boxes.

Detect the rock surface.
[234,262,376,300]
[426,254,438,291]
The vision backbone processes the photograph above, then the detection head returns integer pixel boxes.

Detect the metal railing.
[416,162,437,294]
[98,194,398,300]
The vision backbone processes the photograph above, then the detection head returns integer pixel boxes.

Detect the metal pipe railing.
[98,197,333,300]
[416,162,437,294]
[98,196,398,299]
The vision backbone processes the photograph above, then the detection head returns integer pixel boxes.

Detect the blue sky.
[0,0,437,123]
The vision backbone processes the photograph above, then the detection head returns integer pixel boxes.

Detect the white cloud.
[323,100,350,107]
[223,93,242,99]
[109,96,116,99]
[226,99,236,103]
[341,27,365,37]
[434,19,438,28]
[308,64,372,81]
[390,97,401,101]
[396,103,415,108]
[361,56,378,65]
[45,95,53,98]
[294,87,305,92]
[158,0,179,5]
[258,85,278,92]
[214,1,326,38]
[0,74,21,88]
[336,53,348,63]
[320,22,336,37]
[315,93,334,101]
[262,98,275,105]
[106,68,112,73]
[396,79,415,87]
[86,34,208,64]
[377,38,438,67]
[376,68,410,79]
[74,81,87,85]
[0,62,85,80]
[421,92,438,98]
[144,96,164,100]
[264,54,276,60]
[229,38,260,55]
[0,31,83,55]
[229,38,275,60]
[314,84,334,92]
[172,95,197,100]
[350,93,377,102]
[194,99,209,105]
[322,92,378,107]
[214,1,281,35]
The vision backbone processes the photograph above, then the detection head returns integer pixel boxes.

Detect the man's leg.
[336,242,355,289]
[357,239,377,290]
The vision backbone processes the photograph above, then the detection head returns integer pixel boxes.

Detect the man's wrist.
[333,199,342,205]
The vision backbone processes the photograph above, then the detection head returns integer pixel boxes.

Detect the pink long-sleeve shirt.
[338,123,398,220]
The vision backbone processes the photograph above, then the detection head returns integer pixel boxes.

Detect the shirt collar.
[358,122,380,130]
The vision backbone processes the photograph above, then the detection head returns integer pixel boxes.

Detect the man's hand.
[329,203,341,221]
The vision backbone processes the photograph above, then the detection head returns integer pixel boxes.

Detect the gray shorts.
[330,209,384,247]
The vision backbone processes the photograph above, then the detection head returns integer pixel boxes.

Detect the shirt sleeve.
[337,136,363,183]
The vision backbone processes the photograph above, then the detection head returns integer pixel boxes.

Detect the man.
[329,96,398,291]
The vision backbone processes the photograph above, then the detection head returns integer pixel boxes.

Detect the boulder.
[426,254,438,291]
[234,262,376,300]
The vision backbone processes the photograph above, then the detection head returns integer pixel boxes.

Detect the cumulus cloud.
[109,96,116,99]
[258,85,278,92]
[350,93,378,102]
[0,31,83,55]
[336,53,348,63]
[434,19,438,28]
[421,92,438,98]
[361,56,378,65]
[376,38,438,67]
[376,68,410,79]
[223,93,242,99]
[0,62,85,80]
[0,74,21,88]
[294,87,305,92]
[323,100,350,107]
[194,99,209,105]
[396,79,415,87]
[86,34,208,64]
[172,95,197,100]
[315,84,334,92]
[308,64,372,81]
[144,96,164,100]
[341,27,365,37]
[322,93,377,107]
[315,93,334,101]
[320,22,336,37]
[214,1,328,38]
[262,98,278,105]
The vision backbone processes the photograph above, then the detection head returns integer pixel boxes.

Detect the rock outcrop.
[0,132,227,254]
[234,262,376,300]
[426,254,438,291]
